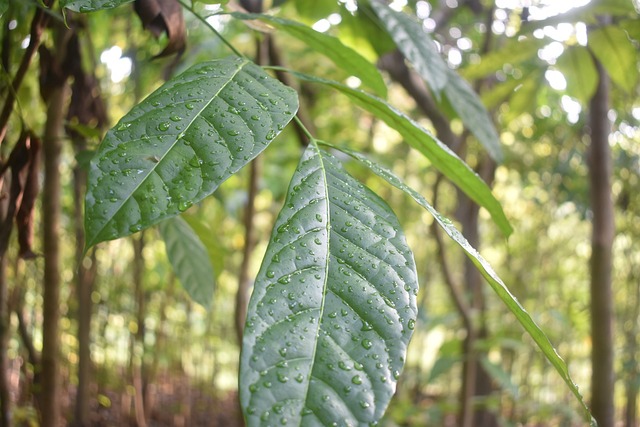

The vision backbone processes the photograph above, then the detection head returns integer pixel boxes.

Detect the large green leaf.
[370,1,502,163]
[231,12,387,98]
[61,0,133,12]
[330,145,595,426]
[158,216,215,307]
[85,56,298,249]
[460,38,544,80]
[240,141,418,426]
[369,0,447,97]
[589,25,639,92]
[283,70,512,237]
[555,46,598,104]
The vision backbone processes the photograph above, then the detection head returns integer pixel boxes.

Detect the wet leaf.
[61,0,134,12]
[240,141,418,426]
[287,70,512,237]
[332,145,595,426]
[158,216,214,307]
[370,1,448,97]
[84,56,298,249]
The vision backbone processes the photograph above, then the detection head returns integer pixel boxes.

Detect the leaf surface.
[588,25,639,91]
[61,0,133,12]
[331,145,595,426]
[240,141,418,426]
[555,46,598,103]
[158,216,214,307]
[287,70,512,237]
[85,56,298,248]
[232,12,387,98]
[370,1,447,97]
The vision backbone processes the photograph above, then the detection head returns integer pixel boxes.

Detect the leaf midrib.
[87,58,249,248]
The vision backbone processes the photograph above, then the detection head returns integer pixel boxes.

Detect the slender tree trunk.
[588,56,615,427]
[40,76,68,427]
[72,152,96,427]
[623,274,638,427]
[131,234,148,427]
[0,253,10,427]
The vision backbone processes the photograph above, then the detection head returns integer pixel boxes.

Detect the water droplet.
[351,375,362,385]
[185,103,195,110]
[359,401,370,409]
[170,115,182,122]
[277,374,289,383]
[407,319,416,330]
[266,130,276,140]
[266,270,275,278]
[279,347,287,357]
[178,200,192,212]
[116,122,131,131]
[338,361,351,371]
[361,339,373,350]
[278,276,290,285]
[157,122,170,132]
[227,130,240,136]
[295,374,304,383]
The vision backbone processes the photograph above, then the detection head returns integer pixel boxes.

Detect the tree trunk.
[72,152,96,427]
[40,75,68,427]
[131,234,148,427]
[588,56,615,427]
[0,253,10,427]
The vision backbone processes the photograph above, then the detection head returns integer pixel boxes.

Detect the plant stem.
[293,116,314,140]
[177,0,245,58]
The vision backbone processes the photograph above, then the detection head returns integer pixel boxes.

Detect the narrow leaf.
[441,69,503,163]
[371,1,502,162]
[158,216,214,307]
[370,0,448,97]
[85,56,298,249]
[589,25,639,91]
[332,145,595,426]
[240,141,418,426]
[287,70,513,237]
[61,0,134,12]
[232,12,387,98]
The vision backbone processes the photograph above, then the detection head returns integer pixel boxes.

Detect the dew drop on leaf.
[157,122,170,131]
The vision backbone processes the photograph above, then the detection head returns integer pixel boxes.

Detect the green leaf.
[441,69,503,163]
[589,25,639,91]
[370,1,502,162]
[84,56,298,249]
[61,0,133,12]
[370,0,448,97]
[555,46,598,104]
[240,141,418,426]
[460,38,544,80]
[330,145,595,426]
[231,12,387,98]
[287,70,513,237]
[158,216,215,308]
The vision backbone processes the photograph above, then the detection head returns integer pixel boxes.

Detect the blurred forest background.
[0,0,639,426]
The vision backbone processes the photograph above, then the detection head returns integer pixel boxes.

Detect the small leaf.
[232,12,388,98]
[61,0,134,12]
[288,70,513,237]
[240,141,418,426]
[158,216,214,307]
[330,145,595,426]
[370,0,448,97]
[84,56,298,249]
[588,25,639,91]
